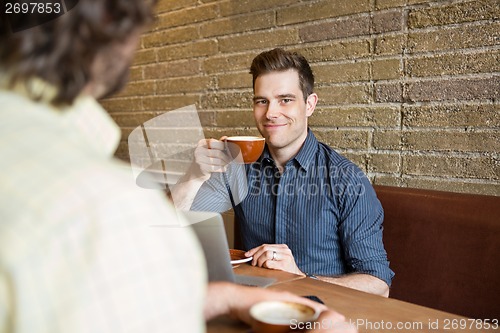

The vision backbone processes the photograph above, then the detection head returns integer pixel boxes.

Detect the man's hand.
[246,244,305,276]
[193,137,231,179]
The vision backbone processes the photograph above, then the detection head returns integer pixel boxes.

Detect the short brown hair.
[0,0,156,106]
[249,48,315,102]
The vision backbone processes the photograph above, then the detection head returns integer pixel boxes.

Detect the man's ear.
[305,93,318,117]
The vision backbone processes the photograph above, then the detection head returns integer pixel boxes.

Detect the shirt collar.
[1,75,120,158]
[257,129,318,172]
[61,96,121,158]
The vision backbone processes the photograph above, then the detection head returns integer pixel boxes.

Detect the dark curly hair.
[249,48,315,102]
[0,0,156,106]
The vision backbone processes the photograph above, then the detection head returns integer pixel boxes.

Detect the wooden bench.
[374,185,500,319]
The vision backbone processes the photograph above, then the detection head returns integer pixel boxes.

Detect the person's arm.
[315,274,389,297]
[333,168,394,297]
[244,244,389,297]
[169,162,210,210]
[204,282,357,332]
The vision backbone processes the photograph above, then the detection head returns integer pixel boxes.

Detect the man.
[0,2,353,333]
[173,48,394,297]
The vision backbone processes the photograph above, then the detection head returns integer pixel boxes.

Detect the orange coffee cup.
[224,136,265,164]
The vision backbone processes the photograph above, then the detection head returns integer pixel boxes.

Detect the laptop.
[184,211,276,287]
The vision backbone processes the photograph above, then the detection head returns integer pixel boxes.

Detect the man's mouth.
[263,123,287,128]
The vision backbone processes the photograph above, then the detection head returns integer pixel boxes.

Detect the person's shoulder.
[316,140,361,170]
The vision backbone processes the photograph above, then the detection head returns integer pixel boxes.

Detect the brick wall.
[101,0,500,196]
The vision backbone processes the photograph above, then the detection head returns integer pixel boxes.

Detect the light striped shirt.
[0,85,206,333]
[193,129,394,286]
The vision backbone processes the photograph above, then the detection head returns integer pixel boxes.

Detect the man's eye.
[281,99,292,103]
[255,100,268,105]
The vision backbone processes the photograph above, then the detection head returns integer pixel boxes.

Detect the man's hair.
[0,0,156,105]
[249,48,315,102]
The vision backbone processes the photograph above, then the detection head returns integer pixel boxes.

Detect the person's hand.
[205,282,357,332]
[306,310,358,333]
[246,244,305,276]
[193,137,230,179]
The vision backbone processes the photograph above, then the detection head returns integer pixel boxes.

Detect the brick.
[408,0,499,29]
[402,104,500,128]
[143,26,199,47]
[407,77,500,102]
[407,0,436,4]
[142,95,200,111]
[219,0,297,16]
[157,39,218,61]
[100,98,143,112]
[143,59,201,80]
[132,49,156,66]
[155,3,218,30]
[200,91,253,109]
[155,0,198,14]
[309,106,400,128]
[277,0,370,26]
[215,110,255,127]
[374,35,405,56]
[371,174,405,187]
[337,152,368,172]
[368,153,400,173]
[408,22,500,53]
[404,178,500,196]
[403,131,500,153]
[157,76,215,94]
[373,130,403,150]
[373,9,404,34]
[372,58,401,80]
[116,81,155,98]
[129,67,143,82]
[375,0,402,10]
[406,49,500,77]
[292,40,371,62]
[203,53,254,74]
[314,129,369,149]
[403,155,498,180]
[109,111,160,128]
[218,29,299,53]
[315,62,370,84]
[316,84,371,105]
[218,72,252,89]
[201,12,275,38]
[299,15,370,43]
[374,82,403,102]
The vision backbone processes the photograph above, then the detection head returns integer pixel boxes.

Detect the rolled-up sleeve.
[337,172,395,287]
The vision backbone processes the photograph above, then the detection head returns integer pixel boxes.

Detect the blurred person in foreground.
[0,1,355,332]
[172,48,393,297]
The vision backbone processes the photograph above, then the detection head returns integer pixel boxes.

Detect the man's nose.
[265,101,280,119]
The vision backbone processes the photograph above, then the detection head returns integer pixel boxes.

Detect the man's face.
[253,69,317,153]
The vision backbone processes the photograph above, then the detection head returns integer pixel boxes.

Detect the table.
[207,265,499,333]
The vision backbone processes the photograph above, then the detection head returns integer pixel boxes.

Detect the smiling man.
[173,48,394,297]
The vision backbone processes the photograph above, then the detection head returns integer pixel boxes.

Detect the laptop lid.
[185,211,235,283]
[184,211,276,287]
